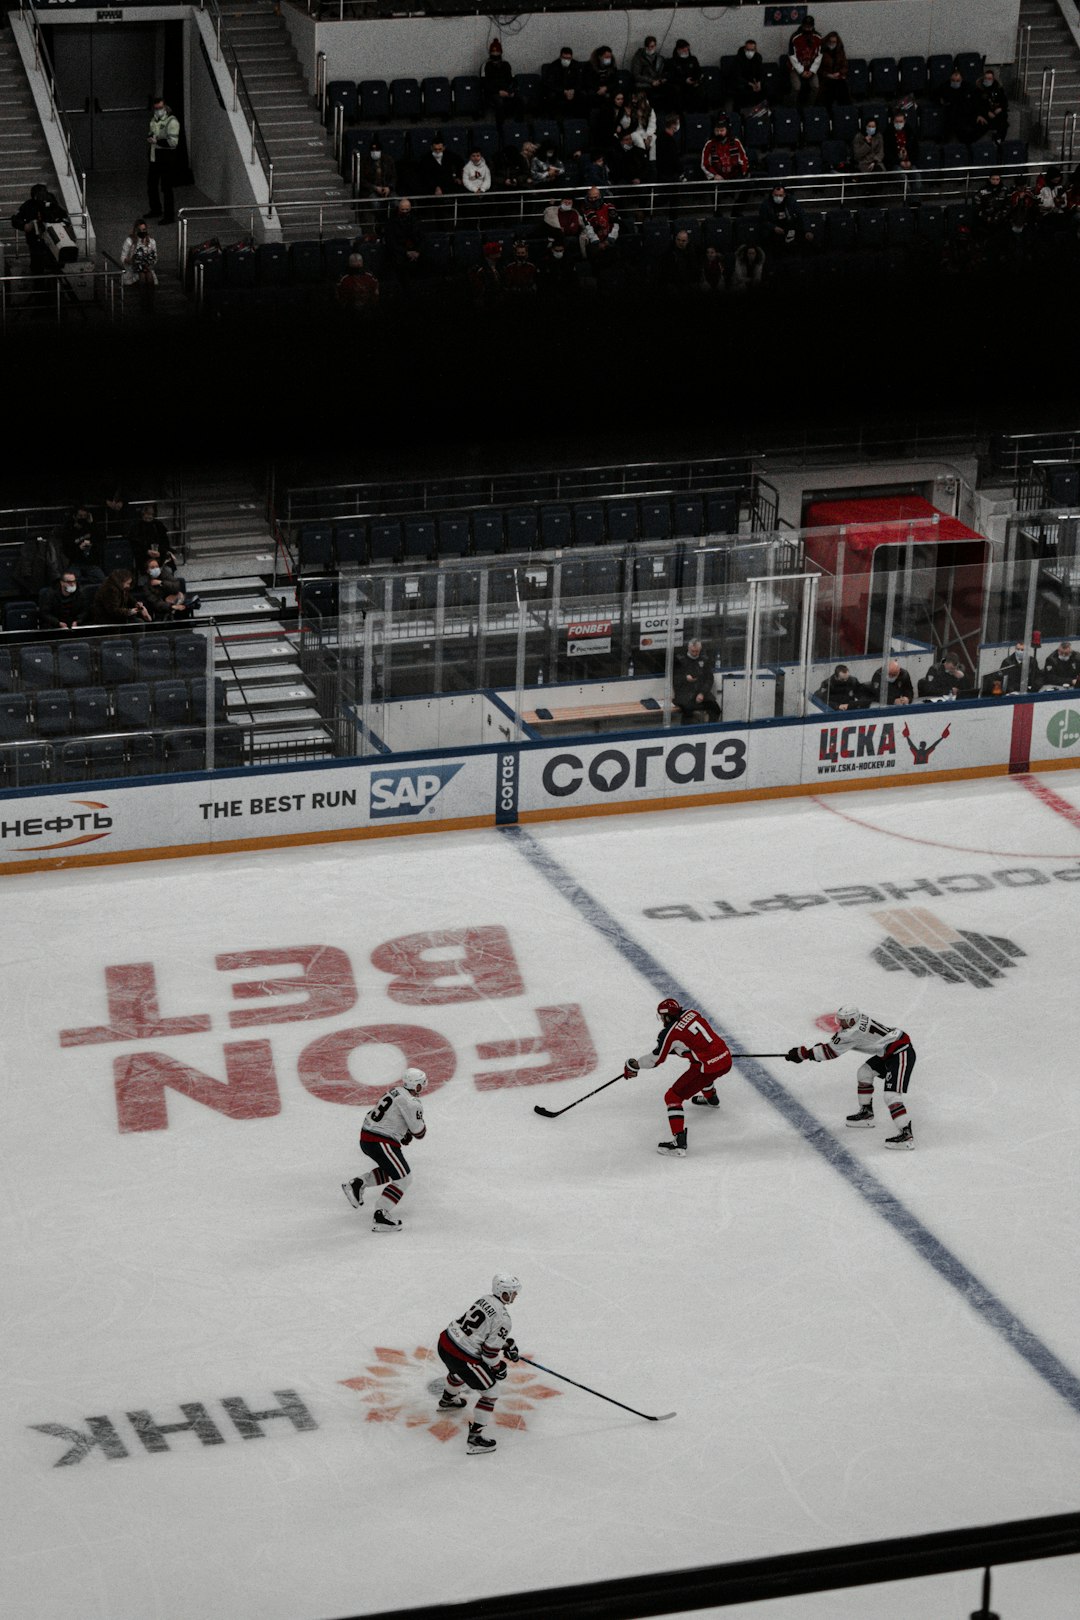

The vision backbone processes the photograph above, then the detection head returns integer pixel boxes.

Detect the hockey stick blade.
[531,1074,622,1119]
[651,1411,677,1422]
[533,1106,561,1118]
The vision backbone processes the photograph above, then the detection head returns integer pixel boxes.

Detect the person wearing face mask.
[542,47,584,114]
[54,505,105,584]
[818,31,849,106]
[938,68,976,143]
[758,184,815,250]
[631,36,668,105]
[38,569,90,631]
[656,113,686,182]
[539,235,580,300]
[974,171,1011,250]
[883,111,915,170]
[971,67,1008,141]
[357,139,397,211]
[787,15,823,105]
[586,44,619,108]
[120,218,158,316]
[732,39,766,111]
[700,117,749,181]
[998,641,1040,695]
[481,38,521,129]
[137,548,190,621]
[667,39,703,113]
[127,502,176,576]
[852,116,885,173]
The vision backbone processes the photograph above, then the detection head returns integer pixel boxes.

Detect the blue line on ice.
[506,824,1080,1420]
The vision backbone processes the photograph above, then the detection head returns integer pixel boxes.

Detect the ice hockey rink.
[2,768,1079,1620]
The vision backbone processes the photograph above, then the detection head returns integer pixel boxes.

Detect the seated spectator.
[539,238,580,299]
[356,139,397,206]
[461,149,492,195]
[659,227,702,292]
[494,144,529,189]
[868,658,914,706]
[501,239,539,295]
[918,647,966,699]
[884,111,916,170]
[818,31,849,106]
[384,197,427,287]
[733,39,767,110]
[939,68,976,143]
[610,130,650,185]
[530,141,566,188]
[581,186,620,266]
[1009,173,1035,230]
[700,243,726,293]
[335,250,379,313]
[127,501,175,575]
[1035,167,1071,231]
[481,38,520,128]
[416,136,462,197]
[590,88,632,152]
[816,663,865,710]
[38,568,89,630]
[971,68,1008,141]
[586,45,619,107]
[656,114,685,182]
[93,567,151,626]
[580,150,614,190]
[759,185,815,251]
[673,638,720,723]
[853,118,885,173]
[999,640,1038,694]
[630,94,657,164]
[731,241,765,291]
[701,116,749,182]
[15,530,65,599]
[55,503,103,582]
[1040,639,1080,687]
[788,15,823,106]
[543,194,585,251]
[542,46,584,116]
[631,36,669,106]
[974,171,1011,239]
[667,39,703,112]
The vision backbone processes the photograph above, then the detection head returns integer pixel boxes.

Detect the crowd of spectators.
[9,497,199,633]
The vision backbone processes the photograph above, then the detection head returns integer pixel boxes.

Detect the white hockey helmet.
[402,1067,427,1095]
[836,1006,861,1029]
[492,1273,521,1303]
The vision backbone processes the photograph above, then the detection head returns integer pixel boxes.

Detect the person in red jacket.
[700,117,749,182]
[623,998,733,1156]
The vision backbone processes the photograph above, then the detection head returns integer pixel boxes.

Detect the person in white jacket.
[630,95,657,164]
[461,149,492,194]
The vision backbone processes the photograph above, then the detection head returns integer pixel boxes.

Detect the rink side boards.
[1,693,1078,874]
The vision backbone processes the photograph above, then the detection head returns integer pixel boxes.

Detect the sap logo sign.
[369,763,463,817]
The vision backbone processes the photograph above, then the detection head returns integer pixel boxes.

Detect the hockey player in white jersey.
[786,1006,916,1149]
[436,1275,521,1454]
[341,1068,427,1230]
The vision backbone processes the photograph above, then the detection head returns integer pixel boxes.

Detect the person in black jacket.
[971,68,1008,142]
[38,568,91,630]
[938,69,976,143]
[53,504,104,583]
[918,649,966,699]
[673,639,720,723]
[1040,639,1080,687]
[10,183,68,276]
[868,658,914,706]
[481,39,520,129]
[817,663,865,710]
[732,40,767,110]
[542,47,585,115]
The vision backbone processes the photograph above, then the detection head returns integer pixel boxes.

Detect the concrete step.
[220,660,305,684]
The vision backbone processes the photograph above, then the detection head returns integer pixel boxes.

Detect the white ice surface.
[2,772,1079,1620]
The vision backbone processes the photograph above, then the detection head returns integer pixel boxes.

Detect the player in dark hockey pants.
[436,1275,521,1454]
[341,1067,427,1231]
[787,1005,916,1148]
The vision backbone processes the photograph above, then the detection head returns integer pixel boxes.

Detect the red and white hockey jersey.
[361,1085,426,1144]
[443,1293,513,1365]
[807,1011,911,1062]
[635,1008,732,1075]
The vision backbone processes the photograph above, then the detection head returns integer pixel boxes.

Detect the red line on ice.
[811,794,1078,859]
[1013,773,1080,834]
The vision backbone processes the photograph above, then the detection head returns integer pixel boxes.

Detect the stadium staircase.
[0,31,59,269]
[1018,0,1080,140]
[182,469,333,759]
[218,0,355,241]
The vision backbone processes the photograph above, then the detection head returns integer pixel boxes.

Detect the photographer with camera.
[10,182,69,279]
[120,218,158,314]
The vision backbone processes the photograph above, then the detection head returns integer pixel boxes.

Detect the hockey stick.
[517,1356,675,1422]
[731,1052,789,1058]
[533,1075,622,1118]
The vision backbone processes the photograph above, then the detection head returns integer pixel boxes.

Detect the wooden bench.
[523,698,671,735]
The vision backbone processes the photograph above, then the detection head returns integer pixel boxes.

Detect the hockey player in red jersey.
[623,997,732,1156]
[786,1005,916,1149]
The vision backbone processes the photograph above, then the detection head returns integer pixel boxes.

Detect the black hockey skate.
[372,1208,402,1232]
[845,1104,875,1128]
[690,1092,719,1108]
[466,1423,496,1455]
[438,1391,467,1411]
[657,1130,688,1157]
[341,1178,364,1209]
[885,1123,914,1151]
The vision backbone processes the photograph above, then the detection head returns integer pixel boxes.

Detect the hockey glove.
[503,1338,519,1362]
[785,1046,810,1063]
[622,1058,640,1080]
[491,1360,508,1381]
[401,1131,413,1145]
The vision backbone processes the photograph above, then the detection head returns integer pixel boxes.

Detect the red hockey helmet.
[657,997,683,1025]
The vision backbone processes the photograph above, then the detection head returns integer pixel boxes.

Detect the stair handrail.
[16,0,89,230]
[316,50,327,115]
[1015,22,1031,97]
[1037,66,1056,145]
[1063,110,1077,164]
[199,0,274,216]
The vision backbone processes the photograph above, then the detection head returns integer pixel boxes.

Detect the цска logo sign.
[369,763,463,818]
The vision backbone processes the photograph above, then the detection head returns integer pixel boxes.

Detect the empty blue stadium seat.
[899,55,928,94]
[4,600,38,633]
[927,54,954,92]
[369,522,401,563]
[173,635,207,679]
[706,495,738,535]
[970,138,999,166]
[471,510,504,554]
[299,523,334,572]
[137,638,174,682]
[421,76,452,121]
[34,689,72,738]
[390,78,421,121]
[870,57,898,96]
[513,73,542,113]
[845,58,870,98]
[289,241,323,285]
[403,519,436,560]
[917,101,946,141]
[452,76,482,120]
[822,138,850,171]
[673,497,703,538]
[605,502,638,545]
[0,692,31,741]
[506,508,538,551]
[572,503,606,546]
[359,80,390,121]
[954,51,984,83]
[640,500,672,542]
[437,517,471,557]
[334,523,366,566]
[115,683,152,731]
[770,106,800,148]
[540,505,571,549]
[325,81,358,123]
[256,243,289,286]
[800,106,830,145]
[18,643,55,688]
[99,637,136,685]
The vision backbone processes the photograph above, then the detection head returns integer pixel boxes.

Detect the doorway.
[49,24,159,173]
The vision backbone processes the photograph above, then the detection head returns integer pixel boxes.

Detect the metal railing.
[0,265,123,331]
[199,0,275,217]
[1037,66,1056,146]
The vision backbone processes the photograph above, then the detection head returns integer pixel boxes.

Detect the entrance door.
[51,25,158,173]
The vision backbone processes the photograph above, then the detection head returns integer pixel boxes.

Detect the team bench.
[523,697,672,735]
